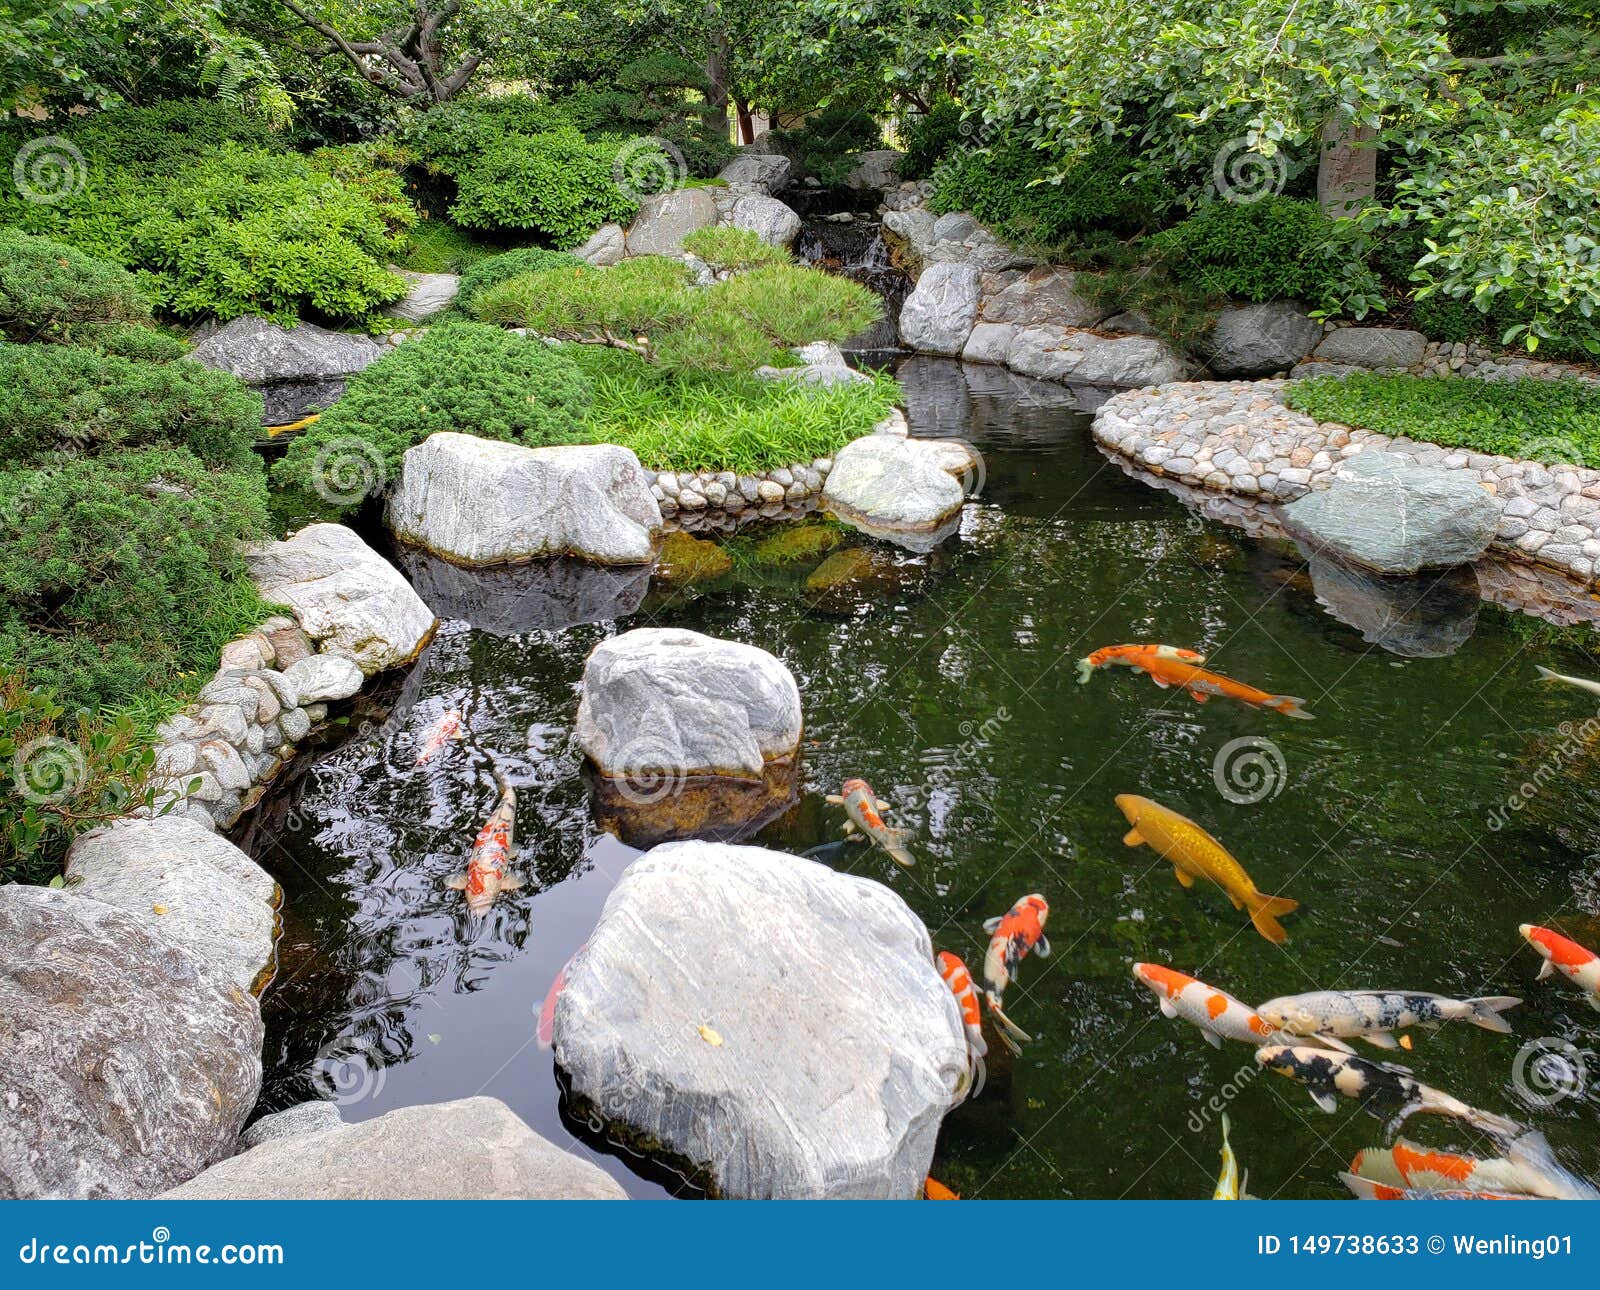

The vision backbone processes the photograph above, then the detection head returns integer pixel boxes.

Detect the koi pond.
[244,356,1600,1199]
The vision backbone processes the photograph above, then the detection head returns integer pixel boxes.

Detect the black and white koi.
[1255,990,1520,1050]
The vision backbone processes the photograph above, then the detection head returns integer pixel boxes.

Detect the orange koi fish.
[924,1177,960,1200]
[1115,795,1298,943]
[1520,924,1600,1010]
[415,708,465,765]
[1340,1173,1537,1200]
[826,777,914,867]
[937,951,988,1098]
[1078,644,1312,720]
[982,894,1049,1052]
[445,775,525,916]
[537,948,582,1049]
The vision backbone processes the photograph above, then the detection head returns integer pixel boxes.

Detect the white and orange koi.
[1520,923,1600,1011]
[982,894,1049,1053]
[445,775,525,916]
[937,951,988,1099]
[1349,1139,1597,1201]
[826,777,914,867]
[1340,1173,1538,1200]
[1132,963,1279,1049]
[414,708,464,765]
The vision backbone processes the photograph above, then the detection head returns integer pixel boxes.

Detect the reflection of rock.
[576,629,803,846]
[803,545,929,614]
[0,886,263,1199]
[749,522,842,566]
[1304,554,1480,658]
[1281,451,1500,574]
[165,1098,626,1199]
[397,547,651,635]
[653,531,733,584]
[552,841,966,1198]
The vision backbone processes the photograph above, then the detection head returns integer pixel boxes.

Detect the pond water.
[245,356,1600,1199]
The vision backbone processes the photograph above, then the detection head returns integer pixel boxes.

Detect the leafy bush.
[395,220,496,275]
[0,448,272,713]
[583,55,735,178]
[931,139,1169,249]
[900,99,967,181]
[773,104,883,185]
[681,226,791,273]
[36,100,279,169]
[272,322,593,515]
[449,127,641,245]
[1,669,164,886]
[1285,373,1600,466]
[0,230,154,341]
[66,322,189,363]
[2,144,414,325]
[400,95,578,175]
[0,344,261,469]
[472,256,881,371]
[455,247,586,313]
[1147,196,1385,317]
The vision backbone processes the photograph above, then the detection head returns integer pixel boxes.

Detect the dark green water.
[249,357,1600,1199]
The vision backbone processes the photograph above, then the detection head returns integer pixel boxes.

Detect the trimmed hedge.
[455,247,586,313]
[0,230,154,341]
[448,127,641,245]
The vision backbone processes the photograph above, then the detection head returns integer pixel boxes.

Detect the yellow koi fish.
[1213,1113,1248,1199]
[1114,794,1298,944]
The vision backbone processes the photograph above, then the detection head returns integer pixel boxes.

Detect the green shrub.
[900,99,967,181]
[0,344,261,469]
[271,322,593,515]
[1285,373,1600,466]
[38,100,279,169]
[0,230,154,341]
[395,220,496,275]
[2,145,414,325]
[1408,293,1599,364]
[400,95,578,175]
[472,256,881,371]
[66,322,188,363]
[681,226,791,273]
[0,668,166,886]
[1147,196,1385,317]
[931,139,1169,248]
[773,104,883,185]
[449,127,640,245]
[0,448,272,713]
[455,247,586,313]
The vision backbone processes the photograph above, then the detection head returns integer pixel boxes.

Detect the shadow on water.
[246,357,1600,1200]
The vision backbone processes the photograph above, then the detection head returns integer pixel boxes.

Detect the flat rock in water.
[898,262,980,356]
[823,434,966,534]
[0,886,263,1199]
[1281,451,1501,574]
[164,1098,625,1199]
[187,316,386,385]
[553,842,967,1198]
[387,432,662,567]
[248,523,437,674]
[65,817,279,995]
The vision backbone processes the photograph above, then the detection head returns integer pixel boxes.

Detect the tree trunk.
[1317,116,1377,219]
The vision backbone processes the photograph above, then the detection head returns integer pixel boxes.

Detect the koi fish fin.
[875,798,891,813]
[1270,694,1314,720]
[1588,994,1600,1013]
[499,871,526,892]
[1240,1170,1252,1201]
[1203,1029,1223,1049]
[970,1053,986,1099]
[847,832,869,844]
[966,1026,988,1060]
[1466,996,1521,1034]
[1122,828,1145,847]
[1361,1030,1401,1050]
[1225,889,1244,910]
[1075,658,1095,685]
[1537,958,1554,980]
[986,994,1033,1045]
[1309,1033,1358,1054]
[444,872,468,891]
[841,821,857,834]
[1187,689,1210,704]
[1339,1171,1383,1199]
[982,916,1003,934]
[1310,1090,1339,1114]
[1034,934,1051,958]
[1158,998,1179,1019]
[824,794,844,805]
[883,840,916,868]
[1535,664,1563,684]
[1246,893,1298,945]
[1172,865,1194,888]
[1151,678,1171,689]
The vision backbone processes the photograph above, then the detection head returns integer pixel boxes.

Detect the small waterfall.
[794,207,912,352]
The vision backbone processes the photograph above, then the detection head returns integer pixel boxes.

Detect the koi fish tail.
[969,1053,987,1100]
[1246,892,1299,945]
[1535,665,1563,684]
[883,828,916,868]
[1406,1087,1524,1144]
[1466,995,1521,1034]
[1268,693,1314,720]
[1075,657,1096,685]
[985,991,1033,1048]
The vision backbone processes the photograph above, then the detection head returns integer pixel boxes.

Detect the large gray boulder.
[576,628,801,781]
[1281,451,1501,574]
[625,188,719,256]
[164,1098,626,1199]
[381,270,460,323]
[1202,302,1322,377]
[979,267,1106,330]
[1311,326,1427,370]
[718,153,791,194]
[899,262,981,357]
[729,194,801,248]
[388,432,662,567]
[248,523,436,674]
[554,842,966,1198]
[0,886,263,1199]
[64,817,279,995]
[570,222,626,267]
[845,149,904,191]
[1008,326,1188,387]
[188,316,386,385]
[823,434,966,535]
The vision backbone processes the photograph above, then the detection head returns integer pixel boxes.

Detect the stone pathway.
[1093,380,1600,586]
